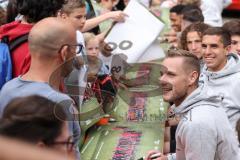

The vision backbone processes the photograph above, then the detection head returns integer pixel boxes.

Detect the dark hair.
[203,27,231,47]
[182,4,201,12]
[170,4,185,15]
[181,22,209,50]
[167,49,200,78]
[182,5,204,23]
[222,20,240,36]
[183,10,204,23]
[0,95,66,146]
[0,6,6,25]
[6,0,18,23]
[17,0,66,23]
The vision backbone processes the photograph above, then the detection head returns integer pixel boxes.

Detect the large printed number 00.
[111,66,122,73]
[105,40,133,51]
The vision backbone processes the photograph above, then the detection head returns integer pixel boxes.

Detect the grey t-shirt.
[0,77,81,159]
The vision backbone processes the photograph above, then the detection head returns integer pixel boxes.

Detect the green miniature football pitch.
[81,122,165,160]
[79,7,171,159]
[80,93,168,160]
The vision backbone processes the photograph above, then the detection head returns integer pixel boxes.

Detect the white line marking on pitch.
[95,142,104,160]
[81,136,95,154]
[105,130,109,136]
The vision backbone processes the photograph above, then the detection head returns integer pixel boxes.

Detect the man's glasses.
[59,43,84,54]
[51,136,75,152]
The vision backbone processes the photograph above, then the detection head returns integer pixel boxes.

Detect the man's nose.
[191,43,197,50]
[203,46,211,55]
[159,74,166,85]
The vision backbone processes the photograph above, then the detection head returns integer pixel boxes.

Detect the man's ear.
[59,45,68,62]
[225,45,231,55]
[58,11,68,19]
[188,71,199,86]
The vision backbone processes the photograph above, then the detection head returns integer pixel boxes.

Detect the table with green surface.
[79,7,171,160]
[79,65,169,160]
[80,94,168,160]
[80,122,166,160]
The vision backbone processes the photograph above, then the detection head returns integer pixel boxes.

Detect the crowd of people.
[0,0,239,160]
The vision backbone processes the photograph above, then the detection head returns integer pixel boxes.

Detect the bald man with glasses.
[0,17,83,160]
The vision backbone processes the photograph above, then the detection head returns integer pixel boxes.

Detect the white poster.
[137,39,166,63]
[104,0,165,63]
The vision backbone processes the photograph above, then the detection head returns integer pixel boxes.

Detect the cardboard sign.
[104,0,165,63]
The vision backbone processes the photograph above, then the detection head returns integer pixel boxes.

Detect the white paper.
[137,39,166,63]
[104,0,164,63]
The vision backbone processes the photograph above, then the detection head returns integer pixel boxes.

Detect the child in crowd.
[58,0,125,110]
[59,0,127,45]
[58,0,86,45]
[83,32,115,106]
[84,32,109,74]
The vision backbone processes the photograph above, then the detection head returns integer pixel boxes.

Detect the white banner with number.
[104,0,164,64]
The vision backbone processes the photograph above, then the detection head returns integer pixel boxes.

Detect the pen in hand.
[138,153,161,160]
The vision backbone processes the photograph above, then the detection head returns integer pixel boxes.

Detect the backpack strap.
[1,33,29,53]
[1,36,9,44]
[8,33,29,52]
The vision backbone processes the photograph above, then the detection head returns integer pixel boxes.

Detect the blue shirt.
[0,77,81,159]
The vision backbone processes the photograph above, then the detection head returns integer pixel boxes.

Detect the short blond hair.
[83,32,96,46]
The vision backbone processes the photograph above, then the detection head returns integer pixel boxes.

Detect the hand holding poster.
[104,0,165,63]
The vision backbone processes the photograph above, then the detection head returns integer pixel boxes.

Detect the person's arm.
[82,11,128,32]
[96,31,107,43]
[163,126,170,154]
